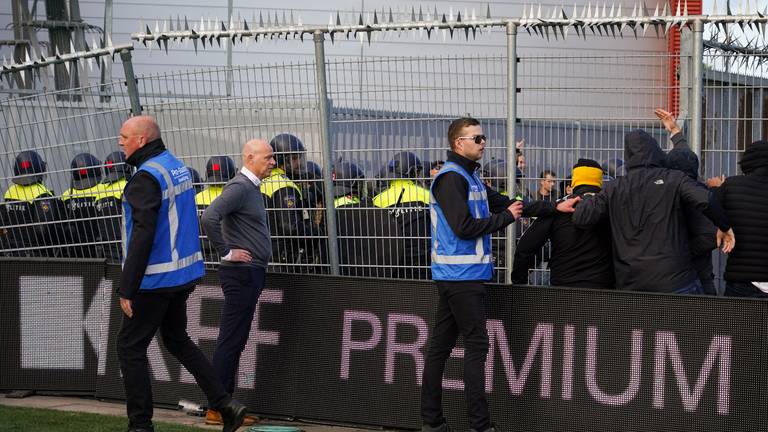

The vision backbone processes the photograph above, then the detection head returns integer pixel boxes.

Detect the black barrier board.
[0,258,106,393]
[2,260,768,431]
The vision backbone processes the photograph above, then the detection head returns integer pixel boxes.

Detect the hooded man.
[710,140,768,297]
[512,159,614,289]
[572,129,735,293]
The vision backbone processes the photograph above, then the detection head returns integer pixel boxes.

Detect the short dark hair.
[540,169,556,179]
[448,117,480,150]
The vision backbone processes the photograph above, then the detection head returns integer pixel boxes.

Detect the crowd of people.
[1,109,765,297]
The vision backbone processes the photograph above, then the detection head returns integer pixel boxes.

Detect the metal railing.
[1,9,765,288]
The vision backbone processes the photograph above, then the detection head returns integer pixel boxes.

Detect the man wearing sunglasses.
[421,117,580,432]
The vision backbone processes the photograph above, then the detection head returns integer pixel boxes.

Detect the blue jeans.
[673,279,704,295]
[724,281,768,299]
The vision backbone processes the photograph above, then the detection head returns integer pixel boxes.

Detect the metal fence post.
[690,19,704,161]
[505,22,518,285]
[120,50,142,115]
[313,31,340,276]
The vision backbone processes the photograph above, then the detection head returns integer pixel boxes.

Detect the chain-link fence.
[1,18,764,287]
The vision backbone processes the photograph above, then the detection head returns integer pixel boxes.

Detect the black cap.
[205,156,237,183]
[103,151,131,183]
[70,153,103,190]
[12,150,47,186]
[333,161,365,197]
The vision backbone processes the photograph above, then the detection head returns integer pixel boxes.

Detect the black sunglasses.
[457,135,487,144]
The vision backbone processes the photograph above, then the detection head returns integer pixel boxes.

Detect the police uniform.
[332,161,398,277]
[260,166,307,266]
[196,156,236,263]
[373,178,431,279]
[62,153,106,258]
[96,151,132,261]
[1,151,66,257]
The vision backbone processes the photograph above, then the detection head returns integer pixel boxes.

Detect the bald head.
[119,115,161,159]
[242,139,276,179]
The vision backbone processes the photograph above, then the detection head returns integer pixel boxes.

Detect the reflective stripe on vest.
[260,168,302,198]
[195,185,224,206]
[98,179,127,201]
[62,183,105,201]
[334,195,360,208]
[3,183,53,203]
[430,161,492,280]
[372,179,430,208]
[144,160,185,266]
[122,152,204,288]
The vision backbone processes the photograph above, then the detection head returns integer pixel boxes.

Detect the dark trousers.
[117,288,229,429]
[213,265,266,395]
[421,281,490,432]
[725,281,768,298]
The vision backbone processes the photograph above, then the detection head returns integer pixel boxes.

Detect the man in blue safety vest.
[421,117,579,432]
[116,115,246,432]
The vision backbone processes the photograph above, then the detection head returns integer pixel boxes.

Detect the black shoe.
[422,422,452,432]
[218,398,247,432]
[127,428,154,432]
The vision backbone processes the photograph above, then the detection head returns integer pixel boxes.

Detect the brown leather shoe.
[205,409,258,426]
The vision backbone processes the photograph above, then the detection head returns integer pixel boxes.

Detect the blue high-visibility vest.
[122,151,204,289]
[430,161,492,281]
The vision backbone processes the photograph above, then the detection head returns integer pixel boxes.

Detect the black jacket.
[119,139,194,299]
[432,152,558,270]
[667,134,717,294]
[713,141,768,282]
[572,130,730,292]
[512,186,614,289]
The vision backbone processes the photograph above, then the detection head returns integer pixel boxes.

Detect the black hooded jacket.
[666,134,718,294]
[713,140,768,282]
[572,130,730,292]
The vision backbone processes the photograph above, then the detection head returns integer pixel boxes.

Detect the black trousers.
[421,280,490,432]
[213,265,266,395]
[117,287,229,429]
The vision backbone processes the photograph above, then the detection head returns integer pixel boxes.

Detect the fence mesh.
[0,28,763,287]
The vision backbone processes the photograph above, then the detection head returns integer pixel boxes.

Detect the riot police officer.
[333,161,400,278]
[196,156,237,263]
[1,150,66,257]
[261,133,320,270]
[96,151,132,261]
[373,151,431,279]
[62,153,106,258]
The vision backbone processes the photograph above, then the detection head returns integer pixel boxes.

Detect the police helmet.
[270,133,306,170]
[482,158,508,191]
[12,150,47,186]
[187,166,204,194]
[385,151,423,179]
[333,161,365,197]
[103,151,132,183]
[205,155,237,183]
[303,160,323,180]
[71,153,103,190]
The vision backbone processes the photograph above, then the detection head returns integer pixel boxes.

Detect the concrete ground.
[0,394,392,431]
